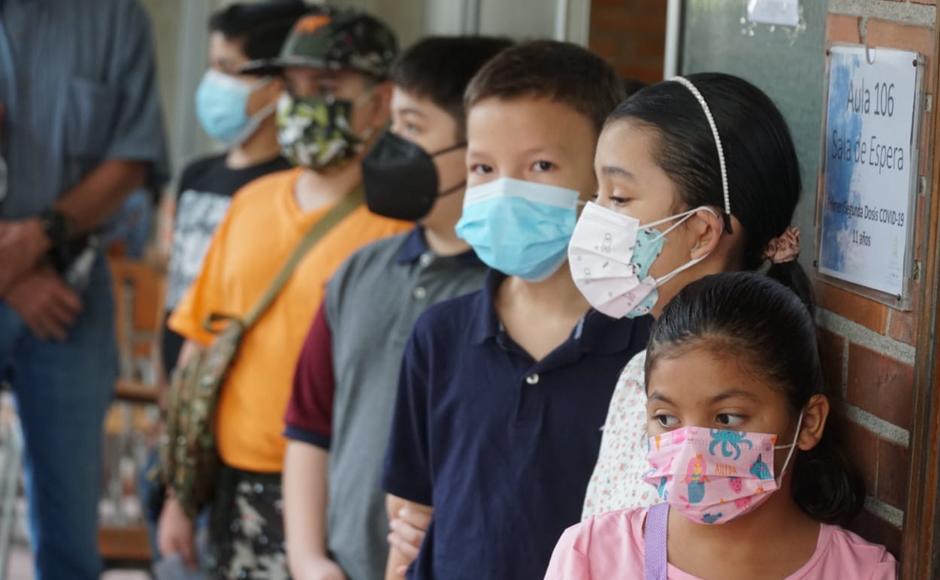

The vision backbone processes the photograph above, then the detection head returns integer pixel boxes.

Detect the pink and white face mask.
[642,413,803,525]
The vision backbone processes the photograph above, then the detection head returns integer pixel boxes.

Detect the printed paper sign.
[819,46,920,297]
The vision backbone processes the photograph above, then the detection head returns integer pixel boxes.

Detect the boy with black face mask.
[281,36,512,580]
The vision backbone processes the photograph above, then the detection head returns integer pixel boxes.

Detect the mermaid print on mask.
[644,412,803,525]
[684,454,708,505]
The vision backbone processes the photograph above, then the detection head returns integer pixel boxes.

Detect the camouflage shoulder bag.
[159,188,364,517]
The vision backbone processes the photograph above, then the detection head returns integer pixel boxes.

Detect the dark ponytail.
[608,73,814,308]
[645,272,864,524]
[767,261,815,314]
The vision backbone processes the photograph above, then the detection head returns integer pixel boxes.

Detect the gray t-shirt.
[285,228,487,580]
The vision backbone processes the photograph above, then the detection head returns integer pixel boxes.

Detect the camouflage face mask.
[276,91,371,172]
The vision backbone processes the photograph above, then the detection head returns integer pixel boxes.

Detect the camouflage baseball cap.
[242,7,398,79]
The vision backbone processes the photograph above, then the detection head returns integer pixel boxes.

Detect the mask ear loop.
[774,409,805,486]
[429,142,466,157]
[424,142,467,197]
[643,207,720,287]
[643,207,707,242]
[352,86,385,145]
[437,181,466,198]
[233,99,278,147]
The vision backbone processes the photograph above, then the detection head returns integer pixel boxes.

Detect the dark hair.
[621,77,647,98]
[645,272,865,524]
[391,36,513,140]
[209,1,311,62]
[465,40,624,132]
[607,73,812,309]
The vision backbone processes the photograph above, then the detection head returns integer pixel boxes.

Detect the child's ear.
[797,394,830,451]
[689,209,724,260]
[368,81,394,129]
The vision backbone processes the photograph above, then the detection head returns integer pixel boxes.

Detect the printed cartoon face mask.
[568,202,717,319]
[643,412,803,525]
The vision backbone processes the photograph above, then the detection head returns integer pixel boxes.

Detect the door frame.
[901,19,940,580]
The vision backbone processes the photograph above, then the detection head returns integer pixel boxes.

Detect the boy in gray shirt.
[282,36,511,580]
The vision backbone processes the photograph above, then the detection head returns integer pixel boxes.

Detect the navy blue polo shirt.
[382,271,651,580]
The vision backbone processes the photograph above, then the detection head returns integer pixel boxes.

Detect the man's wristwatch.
[38,208,73,248]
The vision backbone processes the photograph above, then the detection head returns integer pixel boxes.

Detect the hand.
[298,556,347,580]
[157,496,197,569]
[4,267,81,341]
[388,507,431,576]
[0,219,51,295]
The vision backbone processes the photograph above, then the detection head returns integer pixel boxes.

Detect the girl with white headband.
[574,73,814,520]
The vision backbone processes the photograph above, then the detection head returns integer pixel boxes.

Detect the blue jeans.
[0,254,117,579]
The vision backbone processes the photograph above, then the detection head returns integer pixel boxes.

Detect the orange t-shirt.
[169,168,409,472]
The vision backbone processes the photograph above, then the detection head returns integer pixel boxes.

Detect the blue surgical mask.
[456,177,579,281]
[195,70,274,146]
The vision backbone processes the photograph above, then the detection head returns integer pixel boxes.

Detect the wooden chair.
[100,257,167,564]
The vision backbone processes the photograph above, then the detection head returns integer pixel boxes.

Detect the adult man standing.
[0,1,168,577]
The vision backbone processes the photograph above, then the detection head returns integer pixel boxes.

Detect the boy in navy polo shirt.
[281,36,512,580]
[381,41,651,580]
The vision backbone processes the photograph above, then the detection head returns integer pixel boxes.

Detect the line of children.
[579,73,818,518]
[150,3,307,565]
[159,9,410,578]
[546,272,896,579]
[281,35,512,580]
[547,73,897,578]
[153,6,897,577]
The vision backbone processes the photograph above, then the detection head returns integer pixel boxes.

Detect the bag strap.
[241,187,364,330]
[643,502,669,580]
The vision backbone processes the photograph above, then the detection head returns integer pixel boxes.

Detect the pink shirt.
[545,508,897,580]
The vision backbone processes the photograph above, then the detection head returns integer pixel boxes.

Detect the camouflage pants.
[208,465,290,580]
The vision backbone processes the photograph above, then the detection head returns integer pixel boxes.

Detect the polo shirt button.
[419,252,434,267]
[413,286,428,300]
[526,373,540,385]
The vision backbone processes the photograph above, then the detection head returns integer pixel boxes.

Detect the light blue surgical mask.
[195,69,274,146]
[456,177,580,281]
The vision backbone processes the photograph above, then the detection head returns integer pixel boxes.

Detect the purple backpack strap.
[643,503,669,580]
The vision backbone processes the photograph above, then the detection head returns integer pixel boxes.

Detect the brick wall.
[820,3,935,561]
[588,0,666,84]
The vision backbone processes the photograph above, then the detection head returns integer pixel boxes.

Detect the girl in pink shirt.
[546,272,897,580]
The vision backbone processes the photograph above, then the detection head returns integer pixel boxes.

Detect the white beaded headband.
[669,76,732,232]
